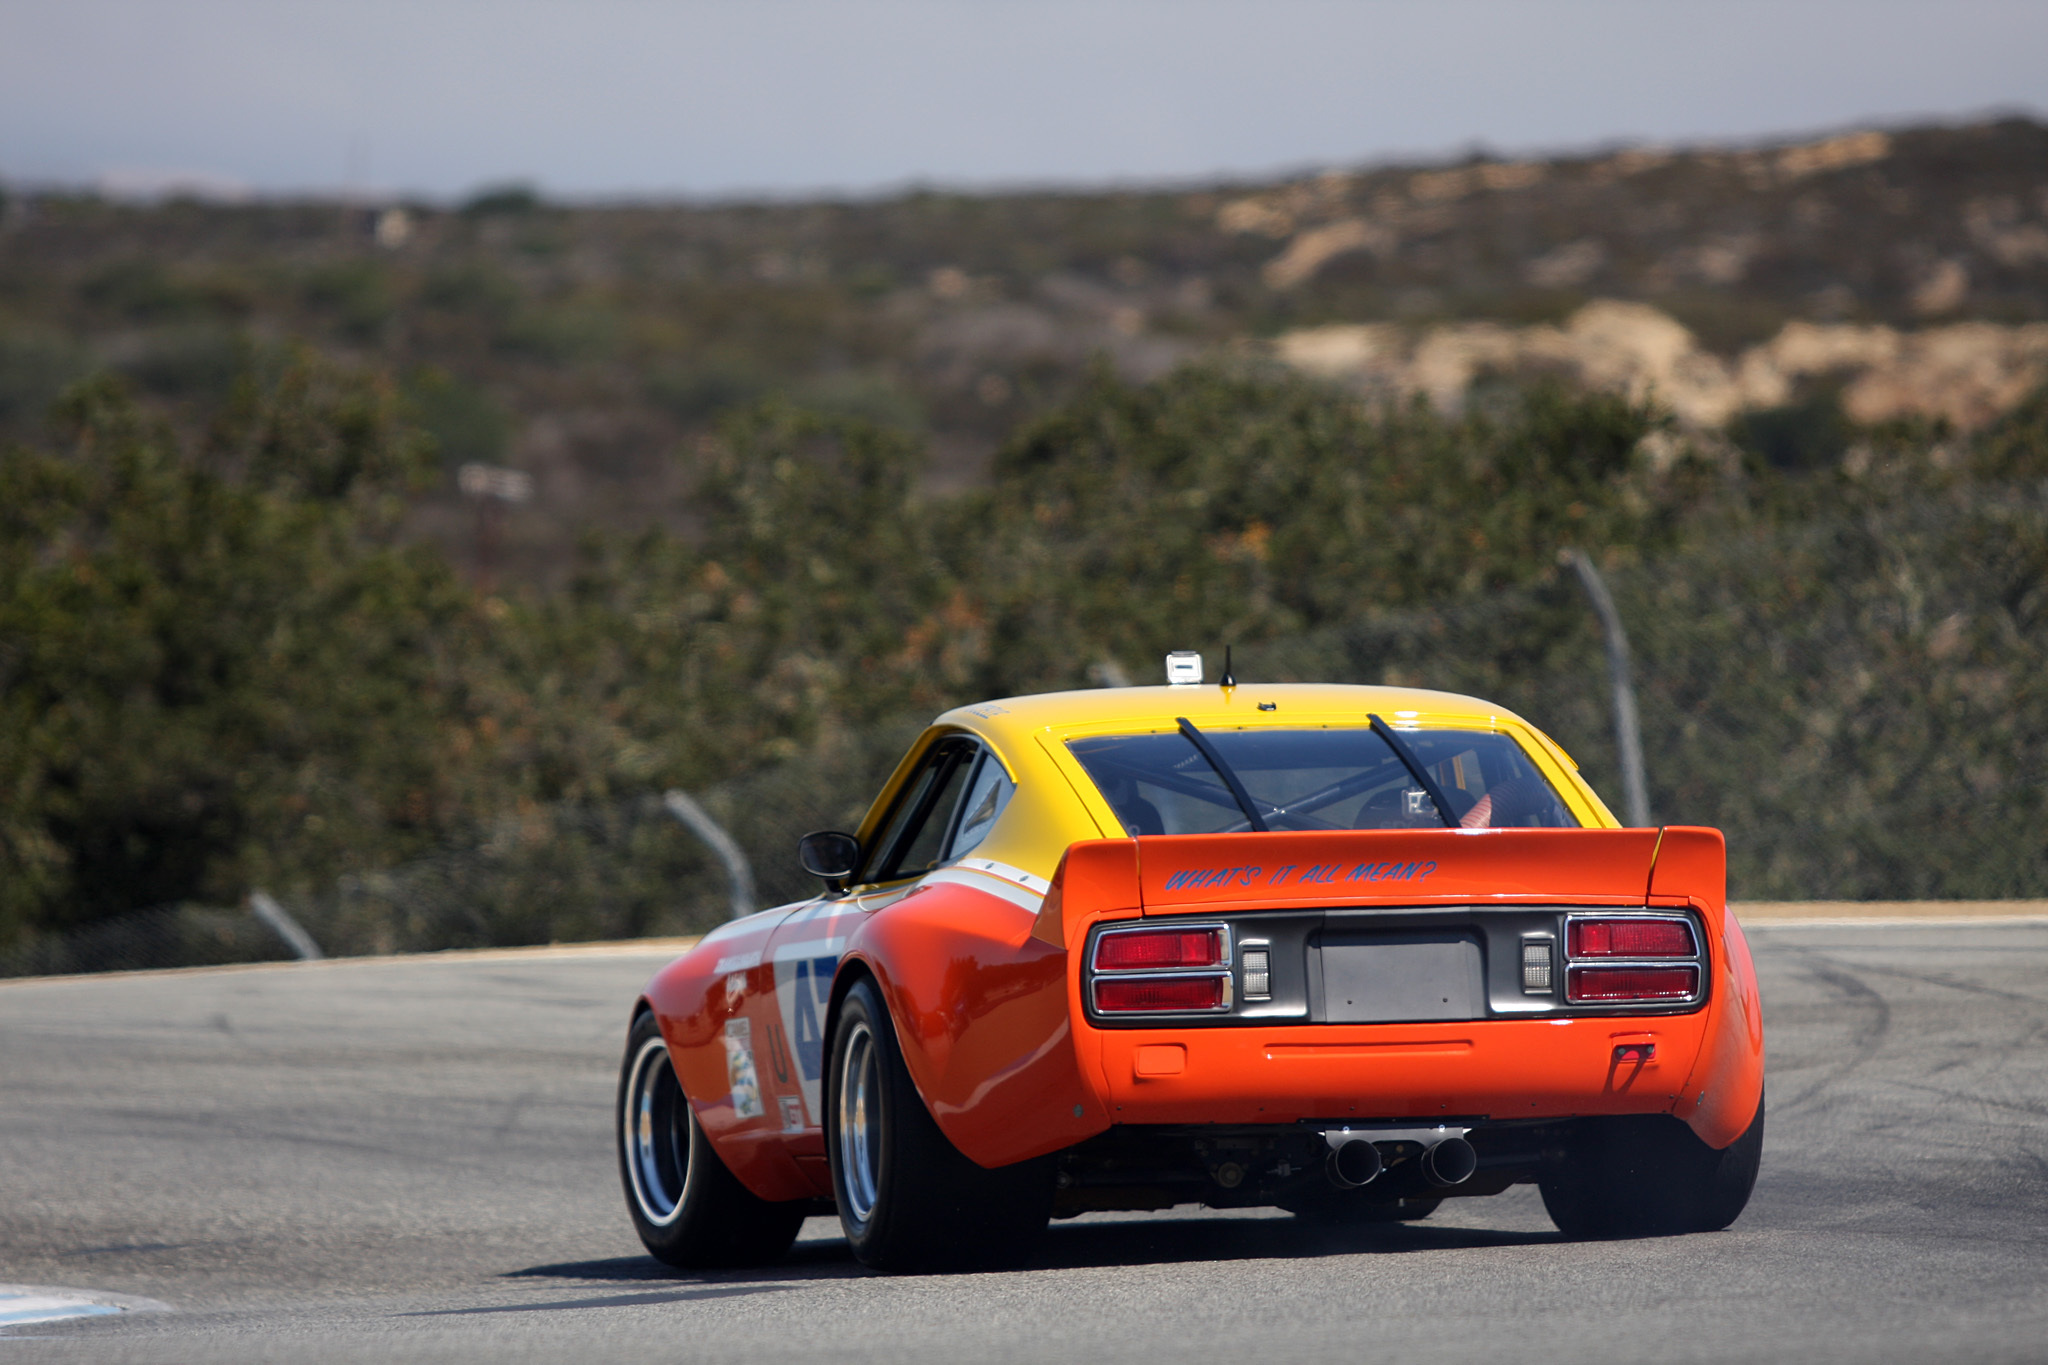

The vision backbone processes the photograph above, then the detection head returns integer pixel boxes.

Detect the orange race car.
[617,659,1765,1271]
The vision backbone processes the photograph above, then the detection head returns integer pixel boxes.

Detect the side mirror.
[798,831,861,891]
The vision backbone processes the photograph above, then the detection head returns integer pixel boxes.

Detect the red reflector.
[1094,929,1223,971]
[1566,964,1699,1003]
[1093,976,1226,1013]
[1569,919,1694,959]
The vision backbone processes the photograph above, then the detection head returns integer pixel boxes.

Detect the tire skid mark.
[1878,1077,2048,1121]
[1981,1017,2048,1085]
[491,1090,536,1142]
[66,1104,583,1184]
[1777,946,1892,1114]
[1820,959,2048,1009]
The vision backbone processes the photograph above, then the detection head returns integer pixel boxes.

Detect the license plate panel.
[1319,930,1485,1023]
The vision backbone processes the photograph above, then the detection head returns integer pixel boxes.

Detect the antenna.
[1220,645,1236,689]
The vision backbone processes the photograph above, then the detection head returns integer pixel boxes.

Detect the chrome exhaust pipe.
[1420,1136,1478,1187]
[1325,1138,1384,1189]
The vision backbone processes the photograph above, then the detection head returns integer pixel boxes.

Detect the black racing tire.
[1286,1192,1442,1225]
[616,1008,807,1269]
[1540,1089,1765,1239]
[825,976,1055,1272]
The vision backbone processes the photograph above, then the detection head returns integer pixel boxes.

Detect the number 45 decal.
[787,954,838,1083]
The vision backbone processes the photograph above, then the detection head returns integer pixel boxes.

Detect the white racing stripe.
[771,935,847,963]
[957,857,1052,896]
[923,860,1050,914]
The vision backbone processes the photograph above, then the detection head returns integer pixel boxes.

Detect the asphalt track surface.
[3,920,2046,1364]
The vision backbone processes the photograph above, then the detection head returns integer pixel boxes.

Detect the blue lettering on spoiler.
[1348,860,1438,883]
[1163,866,1262,891]
[1162,860,1437,892]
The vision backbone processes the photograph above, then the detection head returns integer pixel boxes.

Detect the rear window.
[1068,727,1578,836]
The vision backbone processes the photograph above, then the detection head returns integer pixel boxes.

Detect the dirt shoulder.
[1734,900,2048,922]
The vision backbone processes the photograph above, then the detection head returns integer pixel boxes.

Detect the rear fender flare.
[835,893,1111,1168]
[1652,827,1765,1148]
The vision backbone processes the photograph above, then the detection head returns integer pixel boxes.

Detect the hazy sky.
[3,0,2044,200]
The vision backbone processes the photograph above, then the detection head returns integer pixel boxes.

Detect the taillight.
[1094,976,1226,1013]
[1568,918,1694,958]
[1093,928,1223,972]
[1567,964,1700,1003]
[1562,915,1703,1005]
[1087,922,1232,1016]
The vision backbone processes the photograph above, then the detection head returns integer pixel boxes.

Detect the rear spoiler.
[1032,827,1725,947]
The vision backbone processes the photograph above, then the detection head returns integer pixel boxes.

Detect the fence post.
[663,790,758,922]
[249,890,323,961]
[1565,549,1653,828]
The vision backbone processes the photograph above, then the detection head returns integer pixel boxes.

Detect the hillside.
[6,119,2048,964]
[3,118,2044,581]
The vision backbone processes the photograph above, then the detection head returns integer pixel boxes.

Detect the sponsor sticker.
[723,1018,764,1120]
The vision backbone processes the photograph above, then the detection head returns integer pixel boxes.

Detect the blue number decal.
[791,955,838,1082]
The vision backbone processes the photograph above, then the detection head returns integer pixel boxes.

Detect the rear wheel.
[617,1009,807,1268]
[1540,1089,1765,1239]
[826,976,1054,1272]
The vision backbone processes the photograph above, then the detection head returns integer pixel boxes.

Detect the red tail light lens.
[1569,918,1695,958]
[1567,964,1700,1003]
[1094,929,1224,972]
[1094,975,1226,1013]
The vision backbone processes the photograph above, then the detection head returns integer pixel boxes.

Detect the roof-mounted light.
[1165,652,1203,685]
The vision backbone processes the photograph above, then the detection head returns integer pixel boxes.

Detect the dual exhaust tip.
[1325,1133,1477,1190]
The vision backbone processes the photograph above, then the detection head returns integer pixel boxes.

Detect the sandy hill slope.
[3,118,2043,574]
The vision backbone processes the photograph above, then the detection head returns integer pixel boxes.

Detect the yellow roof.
[937,682,1530,745]
[844,681,1618,883]
[924,683,1614,855]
